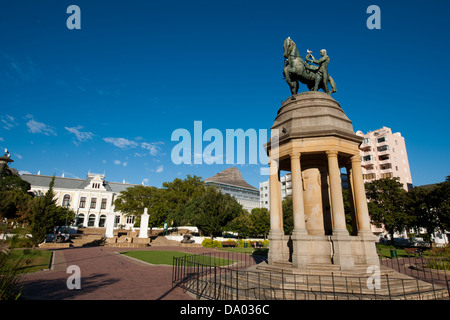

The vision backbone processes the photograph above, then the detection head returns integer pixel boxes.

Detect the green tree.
[282,196,294,235]
[162,175,205,226]
[227,211,253,238]
[0,168,33,223]
[365,177,411,245]
[250,207,270,239]
[184,186,242,238]
[30,176,74,246]
[408,176,450,245]
[113,185,169,232]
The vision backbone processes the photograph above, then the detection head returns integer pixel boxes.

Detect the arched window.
[62,194,71,206]
[88,214,96,227]
[76,214,85,227]
[99,214,106,228]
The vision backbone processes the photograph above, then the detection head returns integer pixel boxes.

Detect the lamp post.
[0,148,13,177]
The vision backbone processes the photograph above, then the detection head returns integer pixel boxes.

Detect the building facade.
[260,173,292,210]
[22,172,140,229]
[204,167,260,212]
[356,126,413,190]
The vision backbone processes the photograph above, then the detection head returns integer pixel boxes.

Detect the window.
[377,137,387,143]
[363,155,373,161]
[363,173,376,180]
[90,198,97,209]
[101,198,107,210]
[76,214,85,227]
[362,138,371,144]
[126,215,135,225]
[381,172,393,178]
[99,214,106,227]
[88,214,96,227]
[62,194,71,206]
[380,163,392,170]
[79,197,86,208]
[377,145,389,152]
[379,155,389,161]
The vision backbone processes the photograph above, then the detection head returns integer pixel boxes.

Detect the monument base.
[268,231,290,265]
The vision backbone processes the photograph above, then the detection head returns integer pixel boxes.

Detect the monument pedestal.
[268,231,289,265]
[266,92,379,272]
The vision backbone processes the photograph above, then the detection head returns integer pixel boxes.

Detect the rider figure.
[306,49,330,94]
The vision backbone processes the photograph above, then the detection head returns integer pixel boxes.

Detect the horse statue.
[283,37,337,97]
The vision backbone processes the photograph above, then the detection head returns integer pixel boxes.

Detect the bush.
[202,239,222,248]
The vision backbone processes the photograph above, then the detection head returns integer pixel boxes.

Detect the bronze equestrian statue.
[283,37,337,97]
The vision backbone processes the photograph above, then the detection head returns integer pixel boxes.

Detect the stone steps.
[183,263,449,300]
[150,236,202,247]
[70,234,105,247]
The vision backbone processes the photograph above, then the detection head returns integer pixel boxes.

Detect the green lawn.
[120,250,235,266]
[218,247,269,257]
[7,249,52,273]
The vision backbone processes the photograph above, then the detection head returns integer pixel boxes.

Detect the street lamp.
[0,148,14,176]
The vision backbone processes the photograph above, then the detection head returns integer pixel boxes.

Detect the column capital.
[326,150,339,157]
[350,155,361,163]
[289,151,301,160]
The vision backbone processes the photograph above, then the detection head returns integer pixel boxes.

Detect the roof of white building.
[21,173,138,193]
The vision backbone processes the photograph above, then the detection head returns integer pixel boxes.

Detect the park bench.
[404,247,422,256]
[251,241,263,248]
[222,241,236,247]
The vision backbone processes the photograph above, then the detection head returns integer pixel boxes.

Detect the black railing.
[172,251,449,300]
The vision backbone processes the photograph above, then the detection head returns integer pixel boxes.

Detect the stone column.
[351,155,379,265]
[350,155,372,232]
[326,151,347,233]
[268,158,284,264]
[327,151,354,270]
[139,208,149,238]
[269,159,283,232]
[290,152,306,231]
[290,152,309,268]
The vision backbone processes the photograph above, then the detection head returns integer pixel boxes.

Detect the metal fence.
[172,251,450,300]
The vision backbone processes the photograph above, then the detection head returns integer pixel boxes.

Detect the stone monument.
[265,38,379,272]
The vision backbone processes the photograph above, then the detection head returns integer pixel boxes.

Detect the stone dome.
[272,91,362,145]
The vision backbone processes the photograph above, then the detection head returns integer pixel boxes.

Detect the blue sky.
[1,0,449,189]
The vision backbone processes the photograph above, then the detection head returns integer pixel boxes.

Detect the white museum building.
[21,172,139,229]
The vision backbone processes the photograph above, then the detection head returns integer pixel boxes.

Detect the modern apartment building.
[260,173,292,210]
[356,126,413,190]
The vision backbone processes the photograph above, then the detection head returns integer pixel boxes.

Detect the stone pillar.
[139,208,149,238]
[269,159,283,232]
[326,151,347,233]
[290,152,309,268]
[327,151,354,270]
[290,153,306,231]
[351,155,380,266]
[268,159,284,264]
[350,155,372,232]
[345,164,358,236]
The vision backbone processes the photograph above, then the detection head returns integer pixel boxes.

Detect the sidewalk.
[20,246,217,300]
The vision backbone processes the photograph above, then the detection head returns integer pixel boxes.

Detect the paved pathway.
[20,246,218,300]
